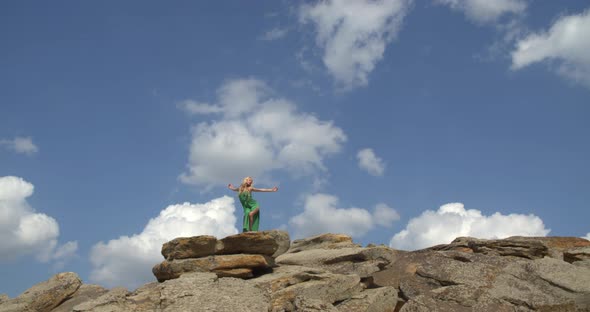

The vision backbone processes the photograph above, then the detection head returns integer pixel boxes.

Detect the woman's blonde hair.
[238,176,253,194]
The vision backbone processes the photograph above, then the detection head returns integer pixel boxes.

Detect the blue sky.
[1,0,589,296]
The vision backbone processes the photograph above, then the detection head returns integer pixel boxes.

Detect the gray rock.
[336,286,400,312]
[161,235,217,260]
[276,246,397,278]
[431,236,590,260]
[0,272,81,312]
[0,295,8,305]
[51,284,109,312]
[72,287,130,312]
[159,273,269,312]
[564,246,590,263]
[287,233,359,253]
[252,265,363,311]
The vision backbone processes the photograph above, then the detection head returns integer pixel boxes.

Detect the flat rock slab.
[216,230,290,257]
[161,235,217,260]
[153,254,275,282]
[160,230,290,261]
[0,272,81,312]
[287,233,359,253]
[276,246,398,278]
[431,236,590,260]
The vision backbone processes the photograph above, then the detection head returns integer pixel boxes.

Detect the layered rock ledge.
[1,232,589,312]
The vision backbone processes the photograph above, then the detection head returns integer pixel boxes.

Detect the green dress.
[239,191,260,232]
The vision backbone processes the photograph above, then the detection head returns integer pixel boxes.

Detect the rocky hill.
[1,231,589,311]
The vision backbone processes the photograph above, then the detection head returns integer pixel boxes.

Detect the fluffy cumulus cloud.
[179,78,346,188]
[299,0,413,88]
[357,148,386,176]
[373,203,400,227]
[390,203,550,250]
[89,196,238,289]
[511,9,590,87]
[435,0,527,24]
[0,136,38,155]
[289,193,399,239]
[0,176,77,263]
[584,233,590,241]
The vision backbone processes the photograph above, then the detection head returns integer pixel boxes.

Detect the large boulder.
[0,272,81,312]
[216,230,290,257]
[160,230,290,261]
[153,254,275,282]
[161,235,217,260]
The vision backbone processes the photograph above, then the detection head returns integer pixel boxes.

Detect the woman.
[228,177,278,232]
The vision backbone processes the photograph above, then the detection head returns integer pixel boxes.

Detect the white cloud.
[0,137,38,155]
[179,78,346,188]
[435,0,527,24]
[299,0,413,89]
[178,100,223,115]
[0,176,77,264]
[357,148,386,176]
[89,196,238,289]
[511,9,590,87]
[289,193,399,239]
[259,27,289,41]
[373,203,400,227]
[389,202,550,250]
[583,233,590,241]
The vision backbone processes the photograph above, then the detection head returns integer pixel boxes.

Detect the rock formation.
[1,230,589,311]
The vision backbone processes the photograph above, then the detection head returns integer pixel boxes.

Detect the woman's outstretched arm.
[251,186,278,192]
[228,183,238,191]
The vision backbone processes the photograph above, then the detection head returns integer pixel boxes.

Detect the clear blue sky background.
[1,0,589,297]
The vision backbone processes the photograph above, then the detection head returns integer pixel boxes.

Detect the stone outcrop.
[2,233,590,312]
[153,230,289,282]
[0,272,81,312]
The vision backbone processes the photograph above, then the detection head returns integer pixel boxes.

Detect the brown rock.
[213,268,254,278]
[152,254,275,282]
[216,230,290,257]
[161,235,217,260]
[0,272,81,312]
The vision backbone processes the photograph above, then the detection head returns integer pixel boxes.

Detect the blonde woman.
[228,177,278,232]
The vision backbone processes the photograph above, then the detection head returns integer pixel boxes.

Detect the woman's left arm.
[252,186,279,192]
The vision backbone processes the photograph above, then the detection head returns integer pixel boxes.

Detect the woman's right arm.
[228,183,238,191]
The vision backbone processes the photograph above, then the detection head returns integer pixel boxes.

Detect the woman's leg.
[249,207,260,231]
